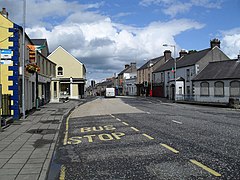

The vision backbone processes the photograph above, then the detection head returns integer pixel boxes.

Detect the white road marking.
[172,120,183,124]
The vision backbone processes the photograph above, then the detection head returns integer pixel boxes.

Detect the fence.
[1,94,11,116]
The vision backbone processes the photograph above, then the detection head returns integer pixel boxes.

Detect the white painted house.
[152,39,230,100]
[192,59,240,104]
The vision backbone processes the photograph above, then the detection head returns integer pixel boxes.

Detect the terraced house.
[0,8,56,120]
[152,39,230,100]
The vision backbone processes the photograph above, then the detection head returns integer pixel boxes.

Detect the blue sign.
[0,49,12,59]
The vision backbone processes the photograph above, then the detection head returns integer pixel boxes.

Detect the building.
[0,8,56,118]
[192,58,240,104]
[47,46,86,102]
[137,51,171,96]
[31,39,56,106]
[117,63,137,95]
[125,76,137,96]
[152,39,230,100]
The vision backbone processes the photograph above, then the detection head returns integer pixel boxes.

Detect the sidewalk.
[0,100,81,180]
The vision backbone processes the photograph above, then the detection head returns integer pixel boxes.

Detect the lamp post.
[22,0,26,119]
[163,44,176,101]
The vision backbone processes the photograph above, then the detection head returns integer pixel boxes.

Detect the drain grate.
[27,129,57,134]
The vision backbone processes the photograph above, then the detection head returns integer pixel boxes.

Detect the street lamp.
[163,44,176,102]
[22,0,26,119]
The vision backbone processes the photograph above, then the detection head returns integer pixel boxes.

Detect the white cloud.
[139,0,223,17]
[1,0,205,81]
[221,28,240,59]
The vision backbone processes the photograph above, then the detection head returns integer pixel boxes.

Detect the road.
[47,97,240,180]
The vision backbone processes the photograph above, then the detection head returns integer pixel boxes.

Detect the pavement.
[0,100,82,180]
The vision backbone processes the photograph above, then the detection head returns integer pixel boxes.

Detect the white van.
[105,88,115,98]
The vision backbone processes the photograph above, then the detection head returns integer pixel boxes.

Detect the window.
[214,81,224,96]
[230,81,240,97]
[161,73,164,82]
[186,69,190,82]
[200,82,209,96]
[57,66,63,76]
[167,72,170,82]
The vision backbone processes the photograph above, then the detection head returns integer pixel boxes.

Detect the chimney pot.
[164,50,172,62]
[210,38,220,49]
[179,50,188,57]
[1,8,9,18]
[125,64,129,69]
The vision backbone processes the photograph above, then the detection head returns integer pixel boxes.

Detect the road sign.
[0,49,12,60]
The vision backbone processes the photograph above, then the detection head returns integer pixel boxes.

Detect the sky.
[1,0,240,83]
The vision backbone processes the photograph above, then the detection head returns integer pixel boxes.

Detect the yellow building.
[0,9,18,118]
[47,46,86,102]
[1,8,56,120]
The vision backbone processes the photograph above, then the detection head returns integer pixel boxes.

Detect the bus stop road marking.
[190,159,221,177]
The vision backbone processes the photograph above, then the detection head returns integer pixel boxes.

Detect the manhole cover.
[27,129,57,134]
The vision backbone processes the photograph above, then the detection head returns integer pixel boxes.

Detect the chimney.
[179,50,188,57]
[0,8,8,18]
[210,38,220,49]
[125,64,129,69]
[164,50,171,62]
[130,62,136,69]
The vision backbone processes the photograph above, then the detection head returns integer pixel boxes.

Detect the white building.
[193,59,240,104]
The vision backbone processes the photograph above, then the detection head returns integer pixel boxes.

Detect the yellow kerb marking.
[63,111,74,145]
[160,143,179,153]
[142,133,154,140]
[190,159,221,177]
[131,127,139,132]
[59,165,66,180]
[122,122,129,126]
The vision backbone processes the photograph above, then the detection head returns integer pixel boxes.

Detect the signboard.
[0,49,12,60]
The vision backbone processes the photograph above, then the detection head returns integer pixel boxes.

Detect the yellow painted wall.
[47,46,84,78]
[0,14,14,95]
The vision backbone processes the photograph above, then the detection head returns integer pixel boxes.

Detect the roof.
[118,64,136,75]
[153,48,211,73]
[31,39,47,45]
[177,48,210,67]
[192,59,240,81]
[138,56,164,70]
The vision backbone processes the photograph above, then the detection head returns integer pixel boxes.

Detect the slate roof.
[138,56,164,70]
[192,59,240,81]
[118,65,136,75]
[31,39,47,45]
[153,48,211,73]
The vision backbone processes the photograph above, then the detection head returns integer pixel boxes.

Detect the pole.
[174,45,177,102]
[22,0,26,119]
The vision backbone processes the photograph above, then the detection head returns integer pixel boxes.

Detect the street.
[47,97,240,180]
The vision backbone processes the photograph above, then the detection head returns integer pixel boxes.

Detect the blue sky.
[1,0,240,82]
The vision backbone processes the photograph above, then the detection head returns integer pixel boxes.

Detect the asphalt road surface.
[47,97,240,180]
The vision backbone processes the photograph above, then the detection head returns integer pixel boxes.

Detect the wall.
[193,80,236,103]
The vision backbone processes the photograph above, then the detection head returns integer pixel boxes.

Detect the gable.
[47,46,84,78]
